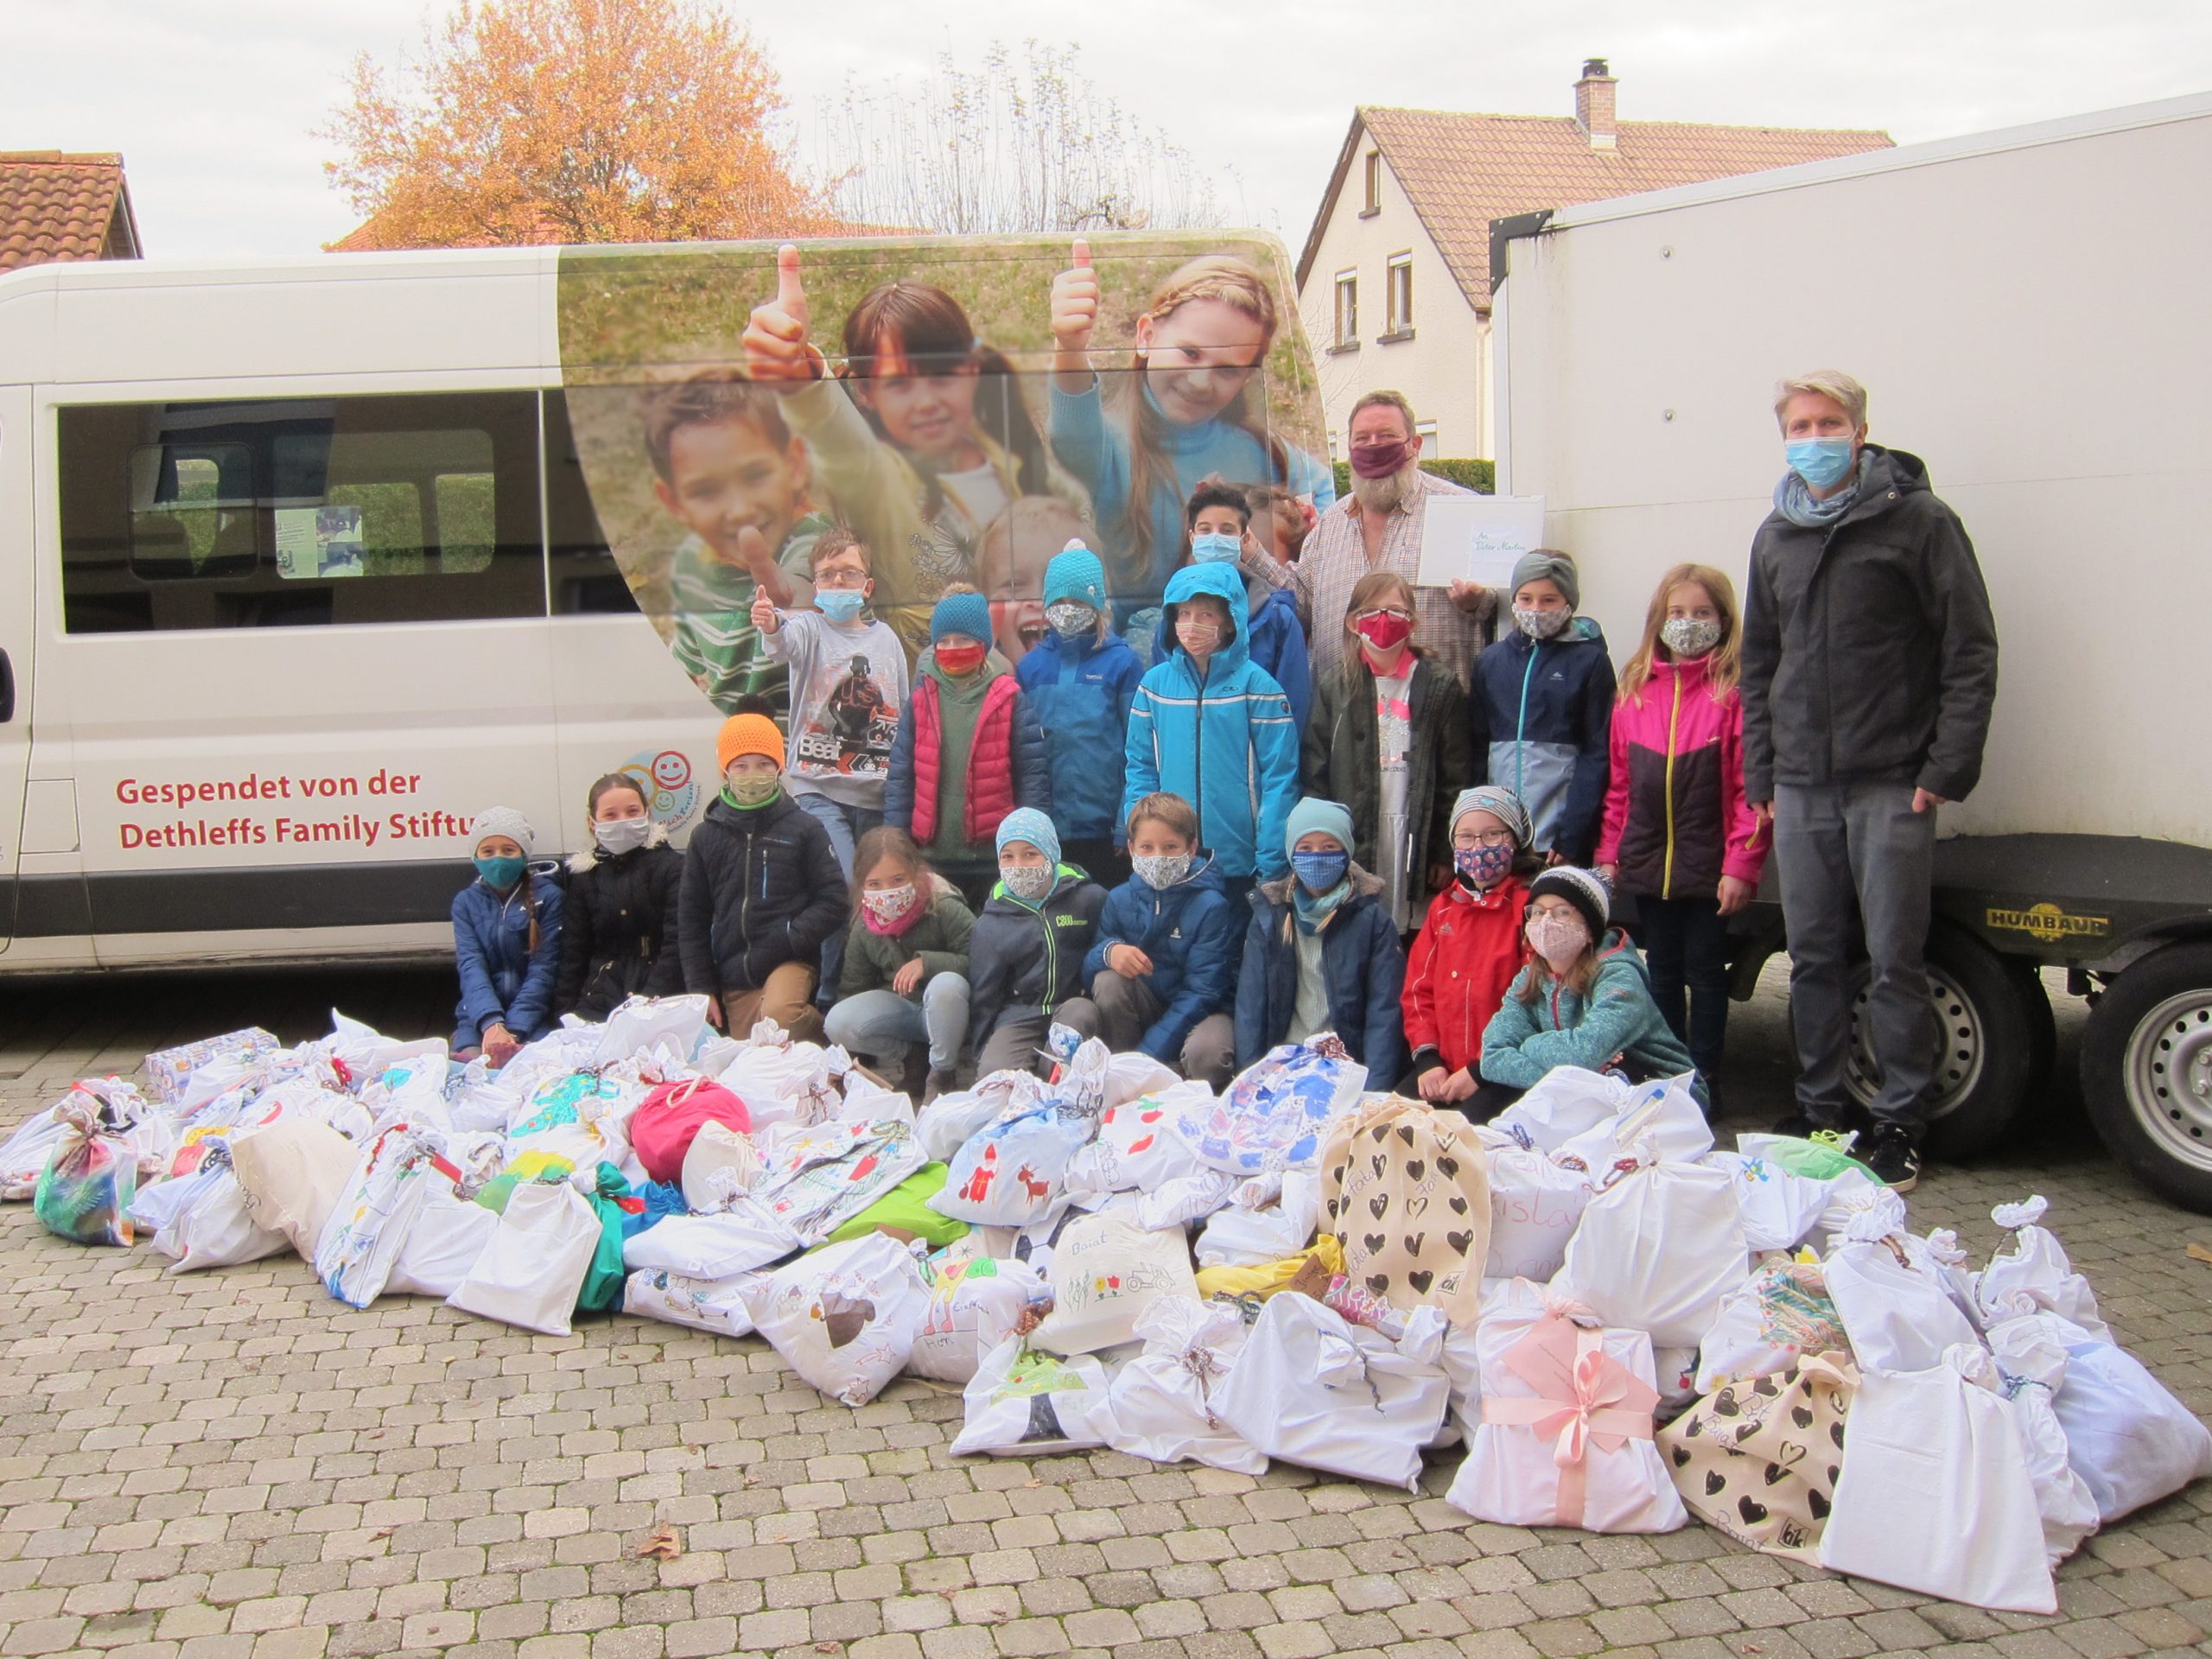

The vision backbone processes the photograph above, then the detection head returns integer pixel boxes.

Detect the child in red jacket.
[1403,785,1539,1103]
[1597,563,1770,1104]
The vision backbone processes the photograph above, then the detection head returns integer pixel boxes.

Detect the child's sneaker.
[1863,1123,1922,1194]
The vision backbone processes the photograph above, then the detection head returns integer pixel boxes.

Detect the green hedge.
[1331,458,1495,499]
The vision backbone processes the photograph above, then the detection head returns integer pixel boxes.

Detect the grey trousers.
[1773,781,1938,1134]
[975,1002,1102,1078]
[1070,970,1238,1090]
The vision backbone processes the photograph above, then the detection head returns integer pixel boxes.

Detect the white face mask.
[1525,911,1590,969]
[1661,616,1723,658]
[594,817,652,855]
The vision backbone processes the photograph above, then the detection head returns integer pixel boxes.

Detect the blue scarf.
[1290,879,1352,936]
[1773,451,1873,530]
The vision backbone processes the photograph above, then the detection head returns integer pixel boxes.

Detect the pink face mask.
[1525,911,1590,969]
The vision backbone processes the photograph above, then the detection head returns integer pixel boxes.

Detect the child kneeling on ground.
[967,809,1107,1077]
[1403,785,1540,1105]
[1233,798,1406,1083]
[1475,867,1702,1116]
[1077,792,1240,1089]
[452,806,563,1065]
[824,827,974,1102]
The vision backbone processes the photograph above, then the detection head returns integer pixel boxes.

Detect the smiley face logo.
[620,748,700,828]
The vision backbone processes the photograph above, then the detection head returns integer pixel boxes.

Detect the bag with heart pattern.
[1318,1096,1491,1326]
[1657,1351,1859,1565]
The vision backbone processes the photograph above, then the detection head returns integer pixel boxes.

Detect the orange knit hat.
[715,713,785,774]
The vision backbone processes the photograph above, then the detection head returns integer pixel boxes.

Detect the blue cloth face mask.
[1292,849,1349,893]
[815,588,867,623]
[1455,842,1514,889]
[475,854,526,891]
[1784,436,1857,491]
[1190,532,1242,564]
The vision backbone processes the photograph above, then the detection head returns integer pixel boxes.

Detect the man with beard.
[1286,391,1496,688]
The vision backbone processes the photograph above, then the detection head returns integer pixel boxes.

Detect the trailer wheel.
[1840,923,2050,1160]
[2082,943,2212,1213]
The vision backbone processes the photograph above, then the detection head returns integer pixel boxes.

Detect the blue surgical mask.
[475,855,526,891]
[1190,532,1242,564]
[815,588,867,623]
[1291,849,1349,894]
[1784,436,1857,491]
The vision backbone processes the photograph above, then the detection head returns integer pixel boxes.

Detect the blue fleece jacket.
[1470,616,1616,865]
[1082,854,1240,1062]
[1121,563,1302,881]
[452,872,564,1046]
[1479,928,1705,1103]
[1015,625,1145,842]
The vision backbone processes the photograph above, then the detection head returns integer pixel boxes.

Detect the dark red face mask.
[1350,437,1412,479]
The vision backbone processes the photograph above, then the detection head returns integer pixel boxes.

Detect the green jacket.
[839,875,976,998]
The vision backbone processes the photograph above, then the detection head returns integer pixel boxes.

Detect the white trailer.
[1490,91,2212,1209]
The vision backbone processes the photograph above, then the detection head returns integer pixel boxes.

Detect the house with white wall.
[1295,61,1892,462]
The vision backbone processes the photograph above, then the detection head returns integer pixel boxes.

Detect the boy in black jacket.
[967,809,1107,1077]
[679,708,847,1042]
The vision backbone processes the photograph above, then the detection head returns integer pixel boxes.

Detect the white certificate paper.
[1418,494,1546,588]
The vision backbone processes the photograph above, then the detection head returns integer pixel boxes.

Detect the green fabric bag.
[576,1162,633,1313]
[1757,1132,1879,1185]
[475,1151,574,1215]
[822,1163,969,1250]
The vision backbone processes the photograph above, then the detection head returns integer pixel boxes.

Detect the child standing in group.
[1478,868,1701,1116]
[1076,792,1241,1089]
[824,828,975,1102]
[1471,550,1616,866]
[555,774,683,1021]
[1233,798,1406,1083]
[1597,563,1768,1108]
[642,374,830,714]
[1122,563,1301,904]
[678,706,847,1042]
[1303,569,1472,932]
[452,807,564,1065]
[1128,482,1309,728]
[886,589,1052,894]
[966,810,1109,1077]
[1016,542,1144,882]
[1403,785,1538,1105]
[1046,239,1333,601]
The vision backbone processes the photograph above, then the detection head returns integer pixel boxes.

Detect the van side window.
[544,390,639,616]
[58,391,547,632]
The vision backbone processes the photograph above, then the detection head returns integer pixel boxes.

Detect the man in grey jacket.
[1740,370,1999,1193]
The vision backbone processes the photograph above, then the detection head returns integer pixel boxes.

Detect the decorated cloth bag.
[909,1249,1044,1384]
[1549,1074,1714,1172]
[1194,1169,1321,1268]
[1063,1086,1211,1200]
[593,994,712,1065]
[623,1266,766,1338]
[146,1141,289,1273]
[1695,1256,1850,1393]
[914,1070,1045,1165]
[446,1176,600,1337]
[1105,1297,1268,1475]
[741,1231,932,1407]
[0,1103,71,1201]
[34,1086,145,1246]
[1033,1213,1202,1356]
[622,1198,802,1279]
[1491,1066,1637,1153]
[1448,1284,1685,1533]
[1318,1096,1491,1325]
[928,1103,1091,1228]
[505,1070,635,1173]
[1698,1151,1834,1255]
[950,1339,1120,1457]
[1660,1352,1858,1561]
[1483,1139,1593,1282]
[315,1124,456,1307]
[753,1116,926,1243]
[143,1027,280,1106]
[1179,1038,1367,1176]
[1552,1153,1749,1351]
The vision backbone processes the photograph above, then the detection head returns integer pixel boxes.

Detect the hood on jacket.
[1160,562,1251,675]
[566,820,672,874]
[1255,860,1389,907]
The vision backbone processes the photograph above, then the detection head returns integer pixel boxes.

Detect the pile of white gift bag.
[6,1004,2209,1615]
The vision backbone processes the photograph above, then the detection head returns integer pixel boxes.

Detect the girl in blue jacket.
[1121,561,1301,897]
[1233,798,1406,1082]
[1471,550,1616,866]
[1016,543,1144,883]
[452,806,564,1065]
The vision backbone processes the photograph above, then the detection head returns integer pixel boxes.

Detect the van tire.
[2082,943,2212,1214]
[1839,922,2048,1160]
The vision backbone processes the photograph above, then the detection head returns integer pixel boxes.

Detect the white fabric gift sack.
[1491,1066,1637,1153]
[1103,1051,1181,1109]
[1179,1039,1367,1176]
[950,1338,1119,1456]
[1063,1086,1211,1199]
[718,1037,842,1131]
[681,1121,766,1212]
[150,1153,289,1273]
[1821,1190,1981,1375]
[1698,1151,1833,1256]
[446,1177,599,1337]
[1105,1297,1266,1474]
[1194,1170,1319,1268]
[1980,1321,2100,1565]
[742,1232,932,1407]
[913,1070,1043,1166]
[1033,1213,1202,1356]
[909,1252,1044,1383]
[593,995,710,1066]
[622,1201,801,1280]
[1973,1196,2111,1338]
[232,1118,359,1258]
[624,1267,766,1338]
[1447,1282,1685,1532]
[1484,1146,1592,1281]
[315,1125,454,1307]
[1213,1294,1451,1492]
[1553,1156,1749,1350]
[0,1105,69,1201]
[1550,1075,1714,1172]
[504,1071,637,1173]
[1821,1344,2057,1614]
[385,1178,499,1299]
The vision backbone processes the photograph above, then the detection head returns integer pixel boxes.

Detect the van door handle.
[0,648,13,723]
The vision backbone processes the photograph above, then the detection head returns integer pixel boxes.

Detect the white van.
[0,246,716,970]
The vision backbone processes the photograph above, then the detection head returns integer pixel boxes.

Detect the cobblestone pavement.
[0,963,2207,1659]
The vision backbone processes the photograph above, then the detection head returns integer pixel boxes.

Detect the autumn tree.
[820,41,1232,236]
[323,0,836,250]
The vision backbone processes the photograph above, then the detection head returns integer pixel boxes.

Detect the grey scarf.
[1773,451,1873,529]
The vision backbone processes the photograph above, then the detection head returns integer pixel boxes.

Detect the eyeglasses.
[1452,829,1516,849]
[1357,607,1414,622]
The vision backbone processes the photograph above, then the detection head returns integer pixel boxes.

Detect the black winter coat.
[966,866,1108,1056]
[1740,445,1999,804]
[1302,654,1472,913]
[677,793,847,995]
[554,830,686,1020]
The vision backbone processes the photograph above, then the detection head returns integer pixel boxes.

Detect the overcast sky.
[7,1,2207,262]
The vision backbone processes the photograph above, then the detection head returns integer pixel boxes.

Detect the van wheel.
[2082,943,2212,1214]
[1840,923,2050,1160]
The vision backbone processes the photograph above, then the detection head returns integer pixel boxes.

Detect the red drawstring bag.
[629,1077,751,1185]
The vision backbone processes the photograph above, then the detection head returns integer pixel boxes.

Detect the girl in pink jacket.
[1597,563,1770,1108]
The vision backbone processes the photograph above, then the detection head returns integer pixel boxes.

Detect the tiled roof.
[1300,107,1892,305]
[0,151,140,273]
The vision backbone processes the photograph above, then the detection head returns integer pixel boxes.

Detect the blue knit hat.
[995,807,1061,866]
[1283,796,1354,859]
[1044,542,1108,611]
[931,590,993,647]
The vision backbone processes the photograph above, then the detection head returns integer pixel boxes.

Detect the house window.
[1385,253,1414,338]
[1361,151,1382,216]
[1333,270,1357,350]
[1414,421,1438,451]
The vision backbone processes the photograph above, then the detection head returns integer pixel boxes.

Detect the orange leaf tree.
[323,0,838,250]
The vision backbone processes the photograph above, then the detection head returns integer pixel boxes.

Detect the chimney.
[1575,58,1617,149]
